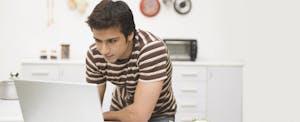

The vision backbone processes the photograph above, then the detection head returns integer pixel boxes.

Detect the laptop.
[14,79,115,122]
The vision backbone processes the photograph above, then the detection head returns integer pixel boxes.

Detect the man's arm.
[103,80,163,122]
[98,83,106,106]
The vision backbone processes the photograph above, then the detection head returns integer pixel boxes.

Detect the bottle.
[61,44,70,59]
[50,49,57,60]
[40,49,48,60]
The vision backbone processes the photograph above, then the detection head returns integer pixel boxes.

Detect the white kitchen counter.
[0,100,23,122]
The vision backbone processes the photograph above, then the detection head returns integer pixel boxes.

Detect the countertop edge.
[21,59,244,66]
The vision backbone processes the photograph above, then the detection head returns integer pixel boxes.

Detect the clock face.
[140,0,160,17]
[174,0,192,15]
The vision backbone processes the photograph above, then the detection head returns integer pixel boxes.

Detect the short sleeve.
[138,41,169,82]
[86,47,106,84]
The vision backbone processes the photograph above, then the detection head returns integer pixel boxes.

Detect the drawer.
[175,92,207,116]
[174,87,202,98]
[176,100,207,115]
[175,95,204,112]
[177,102,201,113]
[173,80,206,95]
[21,64,60,81]
[172,66,207,81]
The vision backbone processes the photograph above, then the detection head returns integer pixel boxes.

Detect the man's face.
[92,27,133,63]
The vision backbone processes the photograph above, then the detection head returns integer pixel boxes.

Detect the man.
[85,0,176,121]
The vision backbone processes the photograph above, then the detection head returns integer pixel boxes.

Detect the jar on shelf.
[40,49,48,60]
[61,44,70,60]
[50,49,57,60]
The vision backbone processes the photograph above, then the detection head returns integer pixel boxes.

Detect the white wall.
[244,0,300,122]
[0,0,245,79]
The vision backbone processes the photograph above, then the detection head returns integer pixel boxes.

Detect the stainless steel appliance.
[164,39,197,61]
[0,73,19,100]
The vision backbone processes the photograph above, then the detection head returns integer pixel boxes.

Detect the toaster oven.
[164,39,197,61]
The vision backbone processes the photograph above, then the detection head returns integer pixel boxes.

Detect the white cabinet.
[207,66,242,122]
[172,64,208,122]
[20,60,85,82]
[20,60,243,122]
[172,62,243,122]
[21,64,60,81]
[58,64,85,82]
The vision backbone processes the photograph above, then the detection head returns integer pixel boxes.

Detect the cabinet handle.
[32,72,49,76]
[208,72,213,80]
[181,73,198,77]
[181,89,198,93]
[181,104,197,108]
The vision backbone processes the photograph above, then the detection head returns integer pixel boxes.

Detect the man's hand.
[103,80,163,122]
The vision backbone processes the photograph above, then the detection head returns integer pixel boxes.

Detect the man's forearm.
[103,104,149,122]
[103,81,163,121]
[103,111,120,121]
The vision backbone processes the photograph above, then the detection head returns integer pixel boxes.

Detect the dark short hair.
[86,0,136,38]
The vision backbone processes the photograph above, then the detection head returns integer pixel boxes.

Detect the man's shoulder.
[136,29,164,48]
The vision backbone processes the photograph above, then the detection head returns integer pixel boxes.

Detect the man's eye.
[109,39,117,43]
[95,39,102,43]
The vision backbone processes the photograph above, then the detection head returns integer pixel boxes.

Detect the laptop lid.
[15,79,104,122]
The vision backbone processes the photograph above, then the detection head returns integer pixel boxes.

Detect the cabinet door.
[59,64,85,82]
[21,64,60,81]
[207,66,242,122]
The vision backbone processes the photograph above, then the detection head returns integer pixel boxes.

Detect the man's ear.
[127,32,134,42]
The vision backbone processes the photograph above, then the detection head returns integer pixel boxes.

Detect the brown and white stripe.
[86,29,176,117]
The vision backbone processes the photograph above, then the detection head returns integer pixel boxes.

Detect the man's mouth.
[104,55,113,59]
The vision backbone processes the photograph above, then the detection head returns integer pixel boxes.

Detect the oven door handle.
[165,41,190,45]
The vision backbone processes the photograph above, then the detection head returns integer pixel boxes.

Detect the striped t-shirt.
[86,29,177,117]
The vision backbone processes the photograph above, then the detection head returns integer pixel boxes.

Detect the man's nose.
[101,44,109,55]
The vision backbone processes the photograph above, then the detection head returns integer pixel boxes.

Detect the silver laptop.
[14,79,111,122]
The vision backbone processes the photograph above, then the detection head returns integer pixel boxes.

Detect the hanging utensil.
[140,0,161,17]
[174,0,192,15]
[47,0,54,27]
